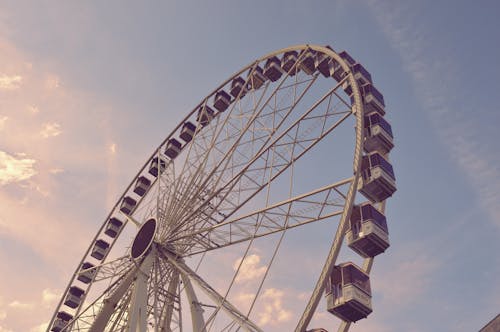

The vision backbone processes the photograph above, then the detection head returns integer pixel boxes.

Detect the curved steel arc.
[294,46,365,332]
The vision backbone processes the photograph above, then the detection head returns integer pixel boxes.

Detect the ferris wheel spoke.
[79,254,134,283]
[158,72,322,241]
[173,177,352,256]
[159,248,263,332]
[171,94,352,244]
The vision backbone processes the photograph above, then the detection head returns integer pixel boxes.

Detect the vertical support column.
[179,272,207,332]
[128,253,155,332]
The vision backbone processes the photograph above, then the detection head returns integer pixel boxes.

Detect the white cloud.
[109,142,117,154]
[41,289,59,307]
[0,75,22,90]
[258,288,292,326]
[40,122,62,138]
[28,105,40,114]
[0,150,37,185]
[49,168,64,175]
[8,300,34,309]
[0,116,7,130]
[29,322,48,332]
[45,75,60,89]
[233,254,267,283]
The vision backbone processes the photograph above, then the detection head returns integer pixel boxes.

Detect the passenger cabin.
[360,84,385,116]
[248,65,267,90]
[332,60,346,82]
[358,153,396,203]
[263,56,282,82]
[326,262,372,322]
[230,76,247,98]
[197,105,215,126]
[339,50,356,67]
[91,239,110,260]
[120,196,137,215]
[316,52,334,78]
[298,50,316,75]
[347,203,389,258]
[364,113,394,154]
[352,63,372,86]
[165,138,182,159]
[77,262,96,284]
[281,50,299,76]
[149,157,166,177]
[104,217,124,238]
[180,121,196,142]
[342,63,373,96]
[51,311,73,332]
[133,176,151,197]
[213,90,231,112]
[64,286,85,309]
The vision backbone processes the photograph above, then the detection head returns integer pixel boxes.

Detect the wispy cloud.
[0,116,7,130]
[40,122,62,138]
[0,74,22,90]
[367,0,500,227]
[0,151,37,185]
[258,288,292,326]
[8,301,34,310]
[233,254,267,283]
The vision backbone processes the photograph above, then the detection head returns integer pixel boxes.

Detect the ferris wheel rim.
[48,44,368,332]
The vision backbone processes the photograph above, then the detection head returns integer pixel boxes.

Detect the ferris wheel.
[47,44,396,332]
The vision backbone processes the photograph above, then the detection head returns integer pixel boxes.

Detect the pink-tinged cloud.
[0,116,8,130]
[258,288,292,326]
[0,75,22,90]
[40,122,62,138]
[0,151,37,185]
[233,254,267,283]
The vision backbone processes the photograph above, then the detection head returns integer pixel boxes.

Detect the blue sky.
[0,1,499,331]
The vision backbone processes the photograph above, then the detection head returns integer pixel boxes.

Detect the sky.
[1,1,500,331]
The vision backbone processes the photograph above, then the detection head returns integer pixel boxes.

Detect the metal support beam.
[161,249,263,332]
[128,253,155,332]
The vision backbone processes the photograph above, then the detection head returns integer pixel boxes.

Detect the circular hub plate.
[131,218,157,259]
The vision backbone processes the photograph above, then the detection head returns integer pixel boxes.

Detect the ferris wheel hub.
[130,218,157,259]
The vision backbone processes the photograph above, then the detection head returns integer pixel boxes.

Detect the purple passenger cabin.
[264,56,283,82]
[248,65,267,90]
[358,152,396,203]
[213,90,231,112]
[120,196,137,215]
[326,262,372,322]
[91,239,110,260]
[281,50,299,76]
[364,113,394,154]
[64,286,85,309]
[346,203,389,258]
[339,50,356,66]
[149,157,166,177]
[316,47,335,78]
[360,83,385,116]
[133,176,151,197]
[230,76,247,98]
[165,138,182,159]
[180,121,196,142]
[342,63,373,96]
[77,262,96,284]
[104,217,124,238]
[51,311,73,332]
[197,105,215,127]
[298,49,316,75]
